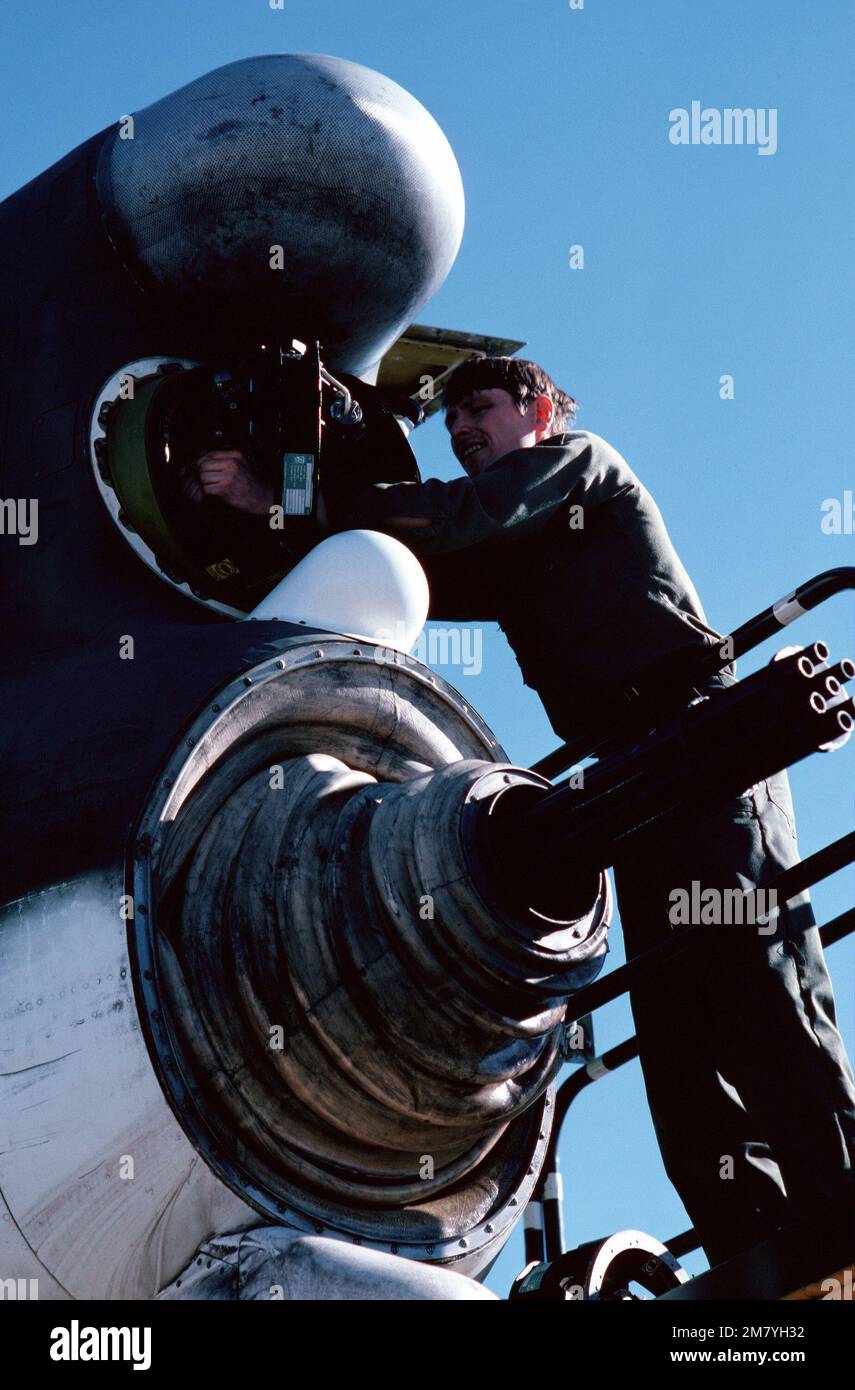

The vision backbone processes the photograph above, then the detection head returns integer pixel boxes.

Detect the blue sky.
[3,0,853,1296]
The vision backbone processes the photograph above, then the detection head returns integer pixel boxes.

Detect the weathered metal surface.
[134,639,609,1277]
[158,1230,499,1301]
[0,615,608,1298]
[0,875,259,1299]
[96,54,465,374]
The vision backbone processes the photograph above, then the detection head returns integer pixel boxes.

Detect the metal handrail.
[520,570,855,1271]
[530,896,855,1263]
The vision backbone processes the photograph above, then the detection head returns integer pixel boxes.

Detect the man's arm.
[330,432,631,554]
[187,452,432,529]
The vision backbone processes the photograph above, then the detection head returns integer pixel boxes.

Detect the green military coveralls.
[336,428,855,1265]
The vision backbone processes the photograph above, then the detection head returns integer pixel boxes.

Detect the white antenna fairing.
[248,530,430,650]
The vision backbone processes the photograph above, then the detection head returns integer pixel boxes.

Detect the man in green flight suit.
[326,354,855,1268]
[194,354,855,1268]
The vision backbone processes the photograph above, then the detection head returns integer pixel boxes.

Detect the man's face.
[445,387,552,477]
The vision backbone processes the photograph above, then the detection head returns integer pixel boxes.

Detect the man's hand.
[184,450,274,517]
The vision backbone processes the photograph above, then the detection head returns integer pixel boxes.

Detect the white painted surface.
[0,875,258,1299]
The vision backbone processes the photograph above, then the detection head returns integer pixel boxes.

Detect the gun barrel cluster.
[482,643,854,900]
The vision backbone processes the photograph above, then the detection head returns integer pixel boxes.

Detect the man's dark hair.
[442,356,577,433]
